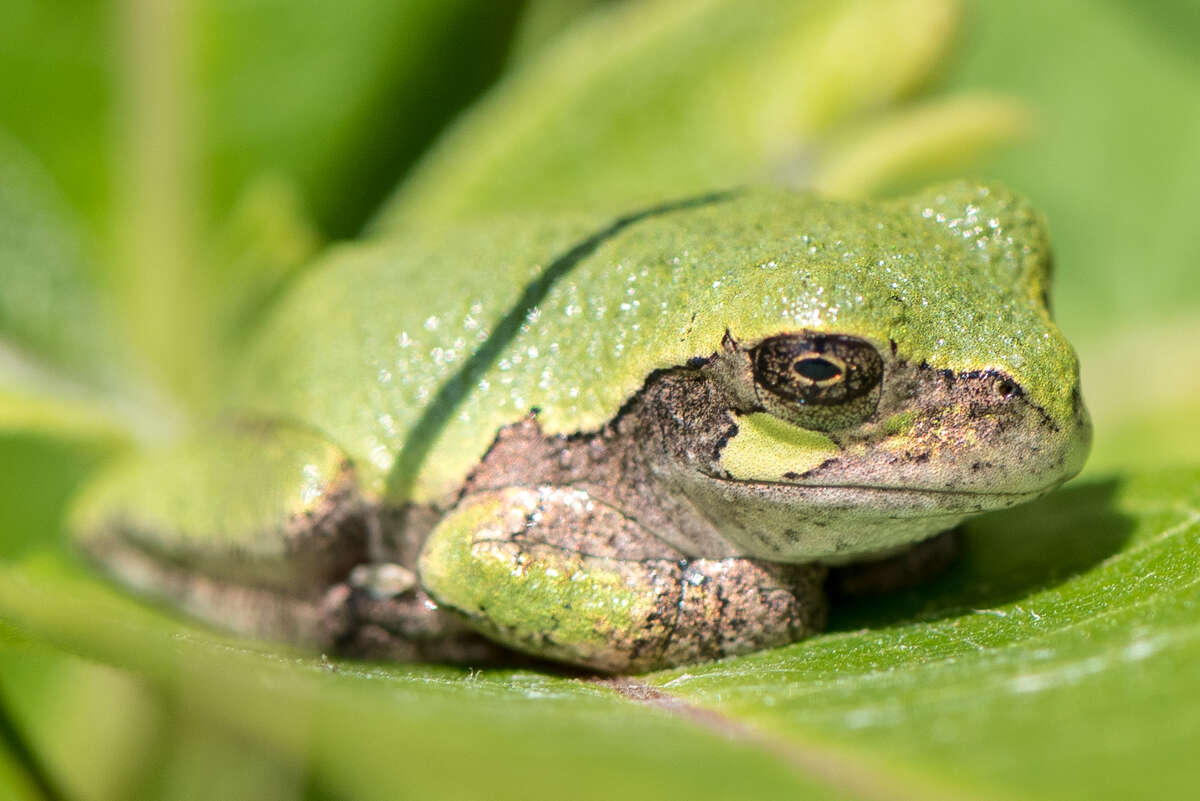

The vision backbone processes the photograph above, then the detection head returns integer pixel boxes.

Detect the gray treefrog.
[73,183,1091,672]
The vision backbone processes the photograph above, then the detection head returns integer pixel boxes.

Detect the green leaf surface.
[650,469,1200,799]
[0,561,836,801]
[374,0,994,230]
[0,134,143,442]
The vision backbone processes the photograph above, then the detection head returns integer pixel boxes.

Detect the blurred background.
[1,1,1197,799]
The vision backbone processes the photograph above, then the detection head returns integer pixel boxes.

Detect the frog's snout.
[791,368,1093,499]
[1047,385,1092,485]
[916,372,1092,497]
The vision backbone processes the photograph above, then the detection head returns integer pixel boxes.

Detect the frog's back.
[240,215,601,502]
[243,185,1067,506]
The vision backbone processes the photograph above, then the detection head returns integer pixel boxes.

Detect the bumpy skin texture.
[417,487,827,673]
[75,184,1091,672]
[242,184,1081,504]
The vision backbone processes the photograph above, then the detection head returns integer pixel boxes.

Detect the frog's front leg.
[418,486,827,673]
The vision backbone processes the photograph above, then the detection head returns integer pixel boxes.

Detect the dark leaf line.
[597,677,973,801]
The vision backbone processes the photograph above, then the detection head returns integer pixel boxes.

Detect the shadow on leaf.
[826,476,1133,632]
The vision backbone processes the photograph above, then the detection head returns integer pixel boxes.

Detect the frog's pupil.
[793,358,841,382]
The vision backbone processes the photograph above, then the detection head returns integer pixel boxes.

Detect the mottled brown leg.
[418,486,828,673]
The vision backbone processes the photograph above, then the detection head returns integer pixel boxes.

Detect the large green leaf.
[0,561,836,801]
[373,0,1026,231]
[649,470,1200,799]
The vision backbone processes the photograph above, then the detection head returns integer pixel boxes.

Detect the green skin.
[74,182,1091,672]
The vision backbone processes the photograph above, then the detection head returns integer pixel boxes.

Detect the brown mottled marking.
[419,485,827,673]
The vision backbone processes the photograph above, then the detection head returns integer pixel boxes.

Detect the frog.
[72,181,1091,673]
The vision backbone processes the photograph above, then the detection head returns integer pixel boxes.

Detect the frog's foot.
[827,528,961,598]
[418,486,828,673]
[320,563,514,663]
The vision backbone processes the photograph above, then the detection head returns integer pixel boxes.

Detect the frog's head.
[662,183,1091,562]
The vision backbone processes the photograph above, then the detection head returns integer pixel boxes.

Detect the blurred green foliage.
[943,1,1200,474]
[0,0,1197,799]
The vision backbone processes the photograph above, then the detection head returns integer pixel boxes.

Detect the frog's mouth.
[699,471,1063,516]
[675,472,1066,563]
[735,474,1064,497]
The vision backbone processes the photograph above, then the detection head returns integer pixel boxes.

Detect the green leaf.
[1,0,523,409]
[0,0,521,243]
[191,0,524,238]
[0,134,143,442]
[375,0,1020,230]
[0,561,837,801]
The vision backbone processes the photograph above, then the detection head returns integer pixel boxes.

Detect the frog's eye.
[751,333,884,431]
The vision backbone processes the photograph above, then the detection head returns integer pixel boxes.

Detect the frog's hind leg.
[418,486,828,673]
[73,423,502,662]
